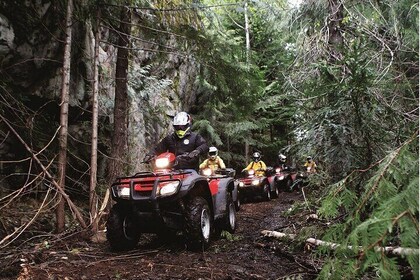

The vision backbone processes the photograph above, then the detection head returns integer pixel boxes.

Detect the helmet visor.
[174,124,189,131]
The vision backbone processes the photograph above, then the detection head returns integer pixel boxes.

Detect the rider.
[304,156,317,173]
[199,146,226,172]
[277,153,290,171]
[143,112,208,170]
[243,151,266,177]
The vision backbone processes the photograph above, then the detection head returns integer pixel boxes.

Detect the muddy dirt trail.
[7,192,320,280]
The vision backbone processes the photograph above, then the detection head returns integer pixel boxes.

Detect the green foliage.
[220,230,242,241]
[192,119,222,146]
[190,0,294,168]
[287,0,418,181]
[317,136,419,279]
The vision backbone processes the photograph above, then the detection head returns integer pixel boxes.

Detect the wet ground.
[3,191,322,280]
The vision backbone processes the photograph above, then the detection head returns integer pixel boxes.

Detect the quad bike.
[106,152,237,251]
[267,166,294,192]
[237,169,273,201]
[289,167,310,192]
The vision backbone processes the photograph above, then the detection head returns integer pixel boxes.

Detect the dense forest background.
[0,0,418,279]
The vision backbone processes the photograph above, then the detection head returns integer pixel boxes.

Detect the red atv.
[289,168,309,191]
[106,152,237,251]
[237,169,273,201]
[267,166,294,192]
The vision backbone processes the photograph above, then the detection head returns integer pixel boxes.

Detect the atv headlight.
[251,179,260,186]
[117,186,130,199]
[155,157,170,169]
[239,182,244,187]
[275,168,281,173]
[157,181,180,197]
[201,168,212,177]
[278,175,284,180]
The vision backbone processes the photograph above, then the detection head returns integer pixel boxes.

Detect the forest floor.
[1,191,324,280]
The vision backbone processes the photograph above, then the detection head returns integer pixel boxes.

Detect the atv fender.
[211,177,235,220]
[178,175,213,214]
[231,181,239,207]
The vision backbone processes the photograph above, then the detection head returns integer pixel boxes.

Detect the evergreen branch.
[408,212,419,232]
[101,2,241,12]
[332,160,381,196]
[362,210,410,258]
[355,133,418,215]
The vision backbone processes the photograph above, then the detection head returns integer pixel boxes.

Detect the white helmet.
[252,152,261,162]
[173,112,191,138]
[208,146,218,159]
[173,112,191,126]
[279,153,286,163]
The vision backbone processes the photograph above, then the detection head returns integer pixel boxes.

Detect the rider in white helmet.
[277,153,290,171]
[243,151,266,176]
[144,112,208,170]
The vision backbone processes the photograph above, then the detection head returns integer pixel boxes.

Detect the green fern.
[316,135,419,279]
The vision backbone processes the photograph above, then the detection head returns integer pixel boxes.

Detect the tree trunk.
[90,9,100,234]
[56,0,73,233]
[244,2,251,164]
[261,230,419,256]
[244,1,250,64]
[107,5,131,184]
[326,0,344,181]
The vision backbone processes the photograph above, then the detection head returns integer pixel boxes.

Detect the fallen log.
[261,230,296,240]
[261,230,419,256]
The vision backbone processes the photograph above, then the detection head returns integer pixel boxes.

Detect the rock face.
[0,2,200,178]
[0,14,15,58]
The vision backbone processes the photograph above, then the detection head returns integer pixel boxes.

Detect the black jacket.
[153,132,208,170]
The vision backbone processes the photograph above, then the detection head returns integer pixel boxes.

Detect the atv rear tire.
[185,196,212,250]
[106,204,140,251]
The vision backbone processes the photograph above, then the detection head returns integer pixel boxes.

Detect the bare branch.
[0,114,87,229]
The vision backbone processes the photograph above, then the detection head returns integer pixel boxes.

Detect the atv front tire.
[264,183,271,201]
[185,196,212,250]
[234,194,241,211]
[285,177,293,192]
[106,204,140,251]
[271,184,279,198]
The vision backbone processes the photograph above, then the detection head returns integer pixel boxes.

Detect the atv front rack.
[111,169,195,200]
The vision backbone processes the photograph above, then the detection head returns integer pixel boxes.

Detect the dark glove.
[188,149,200,159]
[143,154,154,163]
